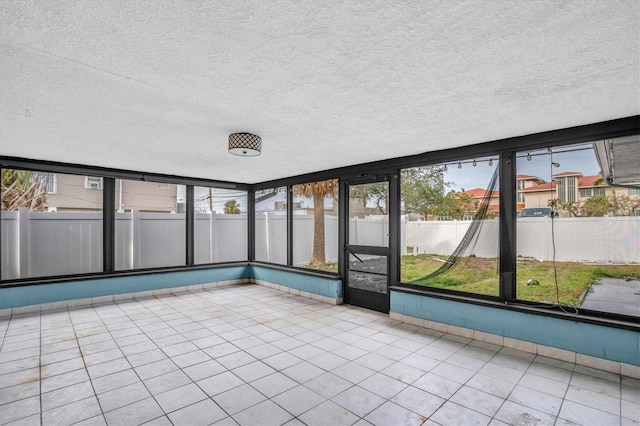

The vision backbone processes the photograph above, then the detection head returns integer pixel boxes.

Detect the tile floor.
[0,284,638,426]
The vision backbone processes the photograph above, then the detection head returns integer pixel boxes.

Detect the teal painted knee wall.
[391,290,640,366]
[249,265,343,300]
[0,266,251,310]
[0,265,343,310]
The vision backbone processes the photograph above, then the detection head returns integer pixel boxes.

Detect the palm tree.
[1,169,47,211]
[293,179,338,266]
[223,199,241,214]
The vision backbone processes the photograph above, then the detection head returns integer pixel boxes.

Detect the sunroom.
[1,1,639,425]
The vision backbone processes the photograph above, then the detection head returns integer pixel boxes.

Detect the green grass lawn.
[402,254,639,306]
[306,254,639,307]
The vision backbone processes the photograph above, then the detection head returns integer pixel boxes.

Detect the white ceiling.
[1,1,638,184]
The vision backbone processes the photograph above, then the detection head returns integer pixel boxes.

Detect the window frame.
[1,116,638,327]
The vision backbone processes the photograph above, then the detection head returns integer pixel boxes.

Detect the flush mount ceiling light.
[228,133,261,157]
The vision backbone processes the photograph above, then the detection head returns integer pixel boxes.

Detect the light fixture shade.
[229,133,261,156]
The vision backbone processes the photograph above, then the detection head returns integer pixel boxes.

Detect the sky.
[440,143,600,191]
[178,144,601,211]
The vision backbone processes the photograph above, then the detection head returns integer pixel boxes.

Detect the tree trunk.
[312,193,325,265]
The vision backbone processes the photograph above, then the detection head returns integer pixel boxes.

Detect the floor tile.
[40,347,81,366]
[518,371,569,398]
[156,382,208,413]
[509,385,563,417]
[232,399,294,426]
[622,398,640,422]
[213,383,267,415]
[250,372,299,398]
[430,400,491,426]
[391,385,445,418]
[288,344,325,360]
[430,361,475,384]
[332,362,376,384]
[359,372,408,399]
[364,401,427,426]
[91,368,140,394]
[262,352,303,370]
[42,395,102,425]
[399,352,440,372]
[412,372,461,399]
[331,386,386,418]
[168,398,228,426]
[308,352,349,371]
[466,373,516,399]
[570,372,621,398]
[41,380,95,411]
[217,351,258,370]
[120,340,158,356]
[182,358,227,382]
[298,400,360,426]
[381,362,426,384]
[494,400,557,426]
[171,349,212,368]
[41,357,85,378]
[0,285,632,426]
[564,384,621,415]
[0,395,40,424]
[191,334,227,349]
[83,347,125,367]
[104,397,165,425]
[97,381,151,412]
[134,358,178,380]
[281,361,325,383]
[0,381,40,406]
[197,371,245,396]
[449,385,504,417]
[353,353,396,372]
[305,372,353,399]
[126,348,168,368]
[272,385,325,416]
[526,361,573,383]
[244,342,283,359]
[558,399,620,426]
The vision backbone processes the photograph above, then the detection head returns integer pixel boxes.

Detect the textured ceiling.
[1,0,638,184]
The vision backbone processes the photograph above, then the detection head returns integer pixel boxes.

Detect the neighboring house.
[456,172,640,217]
[254,187,372,218]
[458,188,500,214]
[518,171,640,216]
[515,174,545,211]
[35,173,179,213]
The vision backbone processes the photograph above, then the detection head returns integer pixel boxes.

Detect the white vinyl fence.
[1,209,247,280]
[403,217,640,263]
[2,211,638,280]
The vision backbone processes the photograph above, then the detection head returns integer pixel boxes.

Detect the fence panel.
[20,211,102,278]
[255,214,287,264]
[211,214,248,262]
[2,213,638,281]
[1,211,19,280]
[349,217,388,246]
[292,215,339,267]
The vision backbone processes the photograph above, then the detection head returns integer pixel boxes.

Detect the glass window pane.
[516,142,639,317]
[194,187,248,263]
[115,179,185,270]
[292,179,338,272]
[1,169,103,279]
[255,187,287,264]
[400,158,500,297]
[348,182,389,247]
[348,253,388,294]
